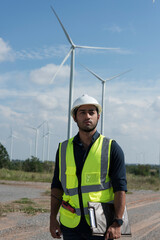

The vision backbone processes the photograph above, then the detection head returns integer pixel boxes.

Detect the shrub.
[22,156,43,172]
[42,161,54,173]
[126,164,151,176]
[0,143,10,169]
[9,160,23,170]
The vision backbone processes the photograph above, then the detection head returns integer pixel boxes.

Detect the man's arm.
[50,188,64,239]
[105,191,126,240]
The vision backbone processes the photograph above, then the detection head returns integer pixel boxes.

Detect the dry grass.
[127,173,160,191]
[0,168,52,182]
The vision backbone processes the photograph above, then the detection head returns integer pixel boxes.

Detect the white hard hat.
[71,94,102,117]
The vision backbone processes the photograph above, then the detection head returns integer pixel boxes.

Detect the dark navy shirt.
[51,131,127,193]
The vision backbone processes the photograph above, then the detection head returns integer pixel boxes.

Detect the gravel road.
[0,181,160,240]
[0,183,46,203]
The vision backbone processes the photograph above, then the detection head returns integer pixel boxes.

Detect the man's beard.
[77,120,98,132]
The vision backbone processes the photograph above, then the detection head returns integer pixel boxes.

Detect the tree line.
[0,142,159,176]
[0,142,54,173]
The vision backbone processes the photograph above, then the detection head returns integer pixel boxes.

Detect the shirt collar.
[73,131,100,145]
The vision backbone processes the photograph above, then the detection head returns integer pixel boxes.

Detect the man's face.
[73,104,100,132]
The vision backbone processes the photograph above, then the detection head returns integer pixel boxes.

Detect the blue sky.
[0,0,160,164]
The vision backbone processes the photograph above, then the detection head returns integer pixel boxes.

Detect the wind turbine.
[27,121,46,158]
[41,121,50,162]
[42,132,47,162]
[8,128,18,160]
[45,122,54,162]
[81,64,131,134]
[50,6,119,139]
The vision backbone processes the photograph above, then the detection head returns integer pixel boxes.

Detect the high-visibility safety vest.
[59,134,114,228]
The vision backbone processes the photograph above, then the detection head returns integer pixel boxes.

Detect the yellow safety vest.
[59,134,114,228]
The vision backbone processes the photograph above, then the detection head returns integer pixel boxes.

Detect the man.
[50,94,127,240]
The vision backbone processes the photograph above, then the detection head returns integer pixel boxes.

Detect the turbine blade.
[27,126,36,131]
[80,63,105,82]
[37,120,47,129]
[76,45,120,50]
[51,6,74,46]
[50,48,72,84]
[105,69,132,81]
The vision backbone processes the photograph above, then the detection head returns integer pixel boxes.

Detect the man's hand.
[50,215,62,239]
[105,222,121,240]
[50,188,63,238]
[105,191,126,239]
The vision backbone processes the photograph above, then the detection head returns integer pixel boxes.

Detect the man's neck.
[79,129,96,149]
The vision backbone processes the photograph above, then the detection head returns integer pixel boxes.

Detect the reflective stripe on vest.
[60,136,112,196]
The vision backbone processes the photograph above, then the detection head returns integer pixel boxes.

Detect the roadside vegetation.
[0,165,159,191]
[0,168,53,182]
[127,173,160,191]
[0,142,160,191]
[0,142,160,217]
[0,197,50,217]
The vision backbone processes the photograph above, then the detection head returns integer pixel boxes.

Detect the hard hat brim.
[71,103,102,117]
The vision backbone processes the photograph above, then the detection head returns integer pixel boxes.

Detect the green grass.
[14,198,35,204]
[0,168,53,182]
[22,206,48,214]
[0,169,160,191]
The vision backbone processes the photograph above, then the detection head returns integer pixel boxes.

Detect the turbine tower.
[50,6,119,139]
[42,132,47,162]
[81,64,131,134]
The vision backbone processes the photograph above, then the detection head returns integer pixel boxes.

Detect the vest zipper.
[77,173,84,218]
[77,143,93,219]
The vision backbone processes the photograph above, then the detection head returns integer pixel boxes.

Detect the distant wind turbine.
[81,64,131,134]
[50,5,119,139]
[45,122,54,161]
[42,132,47,162]
[8,128,18,160]
[27,121,46,158]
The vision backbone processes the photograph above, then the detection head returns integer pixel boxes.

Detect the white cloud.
[0,61,160,163]
[30,63,70,85]
[36,94,58,110]
[0,38,14,62]
[0,105,21,119]
[14,45,69,60]
[104,24,123,33]
[0,38,69,62]
[0,88,37,100]
[151,96,160,111]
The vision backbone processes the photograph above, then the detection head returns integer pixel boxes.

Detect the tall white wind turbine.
[50,6,119,139]
[81,64,131,134]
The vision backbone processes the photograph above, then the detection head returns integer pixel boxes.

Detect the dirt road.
[0,181,160,240]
